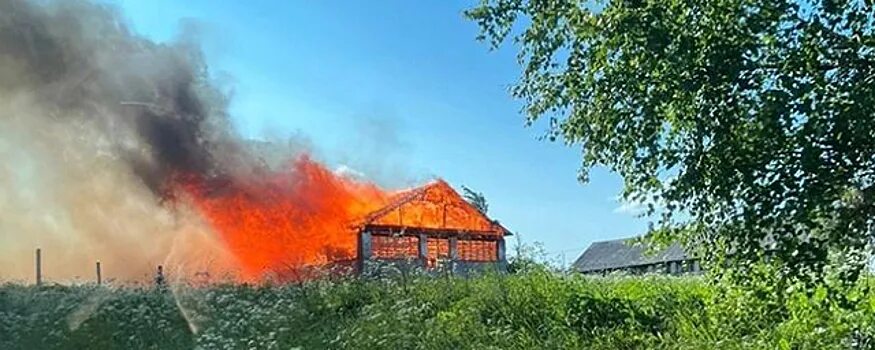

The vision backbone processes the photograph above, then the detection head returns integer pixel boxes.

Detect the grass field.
[2,270,874,349]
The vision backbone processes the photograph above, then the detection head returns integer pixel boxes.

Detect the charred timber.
[363,224,507,241]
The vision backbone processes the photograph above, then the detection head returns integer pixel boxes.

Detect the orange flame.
[175,154,506,283]
[178,155,389,281]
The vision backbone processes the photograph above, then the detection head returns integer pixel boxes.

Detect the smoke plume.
[0,0,245,281]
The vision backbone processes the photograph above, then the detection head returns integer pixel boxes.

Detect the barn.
[353,180,510,275]
[571,238,701,275]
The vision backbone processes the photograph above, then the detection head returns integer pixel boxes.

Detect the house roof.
[355,179,509,236]
[571,237,690,272]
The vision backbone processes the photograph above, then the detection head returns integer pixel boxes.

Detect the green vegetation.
[2,2,871,349]
[460,3,875,348]
[2,270,874,349]
[462,185,490,215]
[467,0,875,283]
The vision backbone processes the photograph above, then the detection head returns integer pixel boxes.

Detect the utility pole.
[96,261,102,285]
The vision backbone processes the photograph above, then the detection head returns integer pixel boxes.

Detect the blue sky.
[112,0,649,266]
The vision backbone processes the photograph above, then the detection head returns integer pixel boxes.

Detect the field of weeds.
[2,271,874,349]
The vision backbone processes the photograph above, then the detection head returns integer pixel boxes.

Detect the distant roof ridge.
[572,235,690,272]
[588,235,649,245]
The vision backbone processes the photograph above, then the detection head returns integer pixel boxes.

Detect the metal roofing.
[571,237,691,272]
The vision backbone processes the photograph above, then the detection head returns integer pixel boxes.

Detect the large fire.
[0,0,507,283]
[175,154,505,282]
[178,155,391,281]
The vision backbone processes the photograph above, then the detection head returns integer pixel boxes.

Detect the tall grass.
[1,271,873,349]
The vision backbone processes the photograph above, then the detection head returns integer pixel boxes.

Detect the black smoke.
[0,0,231,194]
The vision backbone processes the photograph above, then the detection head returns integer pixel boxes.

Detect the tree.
[462,185,489,214]
[467,0,875,282]
[506,234,551,273]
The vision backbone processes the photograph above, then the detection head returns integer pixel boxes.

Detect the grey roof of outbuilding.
[571,238,691,272]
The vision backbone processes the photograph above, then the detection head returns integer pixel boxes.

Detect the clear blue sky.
[112,0,649,266]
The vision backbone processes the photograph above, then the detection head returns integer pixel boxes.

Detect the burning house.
[354,180,510,275]
[0,0,508,282]
[177,154,510,282]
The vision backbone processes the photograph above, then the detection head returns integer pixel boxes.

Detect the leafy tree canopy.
[467,0,875,281]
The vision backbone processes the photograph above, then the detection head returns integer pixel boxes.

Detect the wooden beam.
[417,233,428,267]
[363,224,504,240]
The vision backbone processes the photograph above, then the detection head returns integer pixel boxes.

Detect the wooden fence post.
[35,248,42,286]
[96,261,102,285]
[155,265,165,287]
